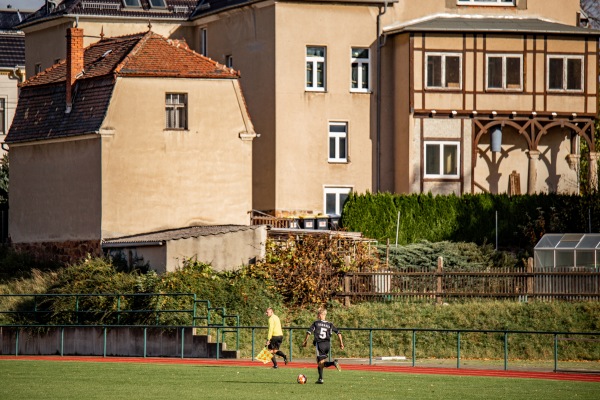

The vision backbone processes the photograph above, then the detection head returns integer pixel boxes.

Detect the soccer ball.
[297,374,307,384]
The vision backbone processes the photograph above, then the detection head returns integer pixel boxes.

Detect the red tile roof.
[23,30,238,88]
[7,30,239,144]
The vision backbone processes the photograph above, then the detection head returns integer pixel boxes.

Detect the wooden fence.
[337,257,600,304]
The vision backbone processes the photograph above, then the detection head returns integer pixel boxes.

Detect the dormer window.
[149,0,167,8]
[457,0,515,5]
[122,0,142,7]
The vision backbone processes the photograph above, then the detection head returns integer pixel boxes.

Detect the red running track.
[2,356,599,383]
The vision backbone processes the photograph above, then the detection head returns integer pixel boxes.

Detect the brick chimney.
[66,27,84,113]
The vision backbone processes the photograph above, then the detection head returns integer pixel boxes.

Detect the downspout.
[376,2,389,192]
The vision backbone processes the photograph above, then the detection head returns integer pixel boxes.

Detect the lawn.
[0,360,598,400]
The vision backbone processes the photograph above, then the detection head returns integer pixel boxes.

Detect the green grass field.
[1,360,598,400]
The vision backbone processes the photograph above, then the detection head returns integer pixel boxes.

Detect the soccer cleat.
[272,365,278,369]
[315,379,324,384]
[284,357,288,365]
[333,359,341,371]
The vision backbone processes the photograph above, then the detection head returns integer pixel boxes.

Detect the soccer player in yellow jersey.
[265,307,288,368]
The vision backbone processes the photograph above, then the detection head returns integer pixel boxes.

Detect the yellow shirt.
[268,314,283,339]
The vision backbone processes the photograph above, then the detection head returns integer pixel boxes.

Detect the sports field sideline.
[2,355,599,382]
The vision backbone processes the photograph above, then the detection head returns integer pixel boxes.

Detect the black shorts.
[268,335,283,350]
[315,341,331,361]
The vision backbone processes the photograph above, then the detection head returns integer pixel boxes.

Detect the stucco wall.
[384,0,581,27]
[100,77,254,238]
[0,72,21,153]
[23,20,191,79]
[8,137,102,243]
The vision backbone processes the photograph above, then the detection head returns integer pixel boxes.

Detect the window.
[457,0,514,5]
[149,0,166,8]
[0,98,5,134]
[424,142,460,178]
[122,0,141,7]
[165,93,187,130]
[324,187,351,216]
[426,53,461,89]
[486,54,522,90]
[548,56,583,91]
[225,55,233,68]
[306,46,326,91]
[351,48,370,92]
[200,28,207,56]
[35,63,41,74]
[328,122,348,163]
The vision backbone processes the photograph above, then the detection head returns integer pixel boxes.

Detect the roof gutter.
[376,2,389,192]
[102,241,165,248]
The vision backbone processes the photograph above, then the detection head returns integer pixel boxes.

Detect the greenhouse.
[534,233,600,270]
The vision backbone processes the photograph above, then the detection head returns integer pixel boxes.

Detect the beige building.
[10,0,600,219]
[5,27,262,270]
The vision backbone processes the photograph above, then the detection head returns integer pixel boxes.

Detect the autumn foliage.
[247,234,380,307]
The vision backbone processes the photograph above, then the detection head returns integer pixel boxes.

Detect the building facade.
[10,0,600,221]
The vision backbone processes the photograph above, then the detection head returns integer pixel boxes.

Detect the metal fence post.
[504,332,508,371]
[369,329,373,365]
[457,331,461,369]
[412,330,416,367]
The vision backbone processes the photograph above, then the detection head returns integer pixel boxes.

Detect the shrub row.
[341,192,600,252]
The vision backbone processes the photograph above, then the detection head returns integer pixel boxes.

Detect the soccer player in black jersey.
[302,308,344,384]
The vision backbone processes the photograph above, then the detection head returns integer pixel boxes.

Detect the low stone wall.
[0,326,237,358]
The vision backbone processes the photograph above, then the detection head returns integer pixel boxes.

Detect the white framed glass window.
[425,53,462,89]
[225,55,233,68]
[457,0,514,5]
[351,47,370,92]
[200,28,208,56]
[547,55,584,92]
[149,0,166,8]
[166,93,188,130]
[324,187,351,216]
[35,63,41,75]
[0,98,5,134]
[306,46,326,91]
[424,141,460,178]
[328,122,348,163]
[122,0,142,7]
[486,54,522,90]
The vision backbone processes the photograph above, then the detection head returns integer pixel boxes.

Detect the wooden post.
[527,257,534,300]
[437,256,443,304]
[344,275,351,307]
[386,238,390,268]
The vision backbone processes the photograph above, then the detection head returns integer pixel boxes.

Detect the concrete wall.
[100,77,254,238]
[0,326,237,358]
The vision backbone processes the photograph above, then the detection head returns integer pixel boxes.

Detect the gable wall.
[100,76,254,238]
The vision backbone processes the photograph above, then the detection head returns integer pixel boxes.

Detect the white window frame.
[148,0,167,8]
[425,52,462,90]
[165,93,188,130]
[35,63,41,75]
[324,187,352,216]
[547,55,584,92]
[225,55,233,68]
[350,47,370,93]
[122,0,142,7]
[424,141,460,179]
[486,54,523,91]
[457,0,515,5]
[200,28,208,56]
[328,122,348,163]
[306,46,326,92]
[0,97,6,135]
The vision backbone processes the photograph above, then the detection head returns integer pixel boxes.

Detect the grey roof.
[387,17,600,36]
[103,225,261,246]
[0,32,24,68]
[0,9,30,30]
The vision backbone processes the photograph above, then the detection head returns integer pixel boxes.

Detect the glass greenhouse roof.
[535,233,600,250]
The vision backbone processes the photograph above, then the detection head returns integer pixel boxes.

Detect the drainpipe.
[376,2,389,192]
